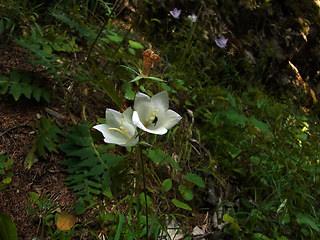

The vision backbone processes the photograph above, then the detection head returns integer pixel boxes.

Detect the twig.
[192,232,224,239]
[0,124,31,138]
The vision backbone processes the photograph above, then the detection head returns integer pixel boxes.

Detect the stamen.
[108,127,126,134]
[149,106,155,119]
[108,118,129,137]
[149,107,159,121]
[144,107,160,127]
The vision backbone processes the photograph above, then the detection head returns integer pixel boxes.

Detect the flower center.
[144,106,159,127]
[108,118,129,138]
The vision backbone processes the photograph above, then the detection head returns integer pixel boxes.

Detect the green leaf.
[0,76,9,94]
[130,75,143,83]
[162,179,172,192]
[223,213,241,231]
[75,197,85,215]
[24,116,61,169]
[24,144,38,170]
[0,71,51,102]
[60,122,124,202]
[0,213,18,240]
[123,82,135,100]
[250,116,273,137]
[128,48,135,55]
[0,19,5,35]
[107,35,123,42]
[139,193,153,208]
[31,27,37,42]
[114,214,125,240]
[171,199,192,211]
[36,116,61,156]
[183,173,205,188]
[2,176,12,185]
[178,184,194,201]
[296,213,320,232]
[0,154,6,171]
[147,149,181,170]
[225,141,242,158]
[144,76,166,82]
[252,233,272,240]
[129,40,143,49]
[34,22,43,36]
[4,158,13,170]
[88,164,105,176]
[90,60,123,109]
[225,110,248,126]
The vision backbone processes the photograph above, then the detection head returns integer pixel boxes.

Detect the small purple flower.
[170,8,181,19]
[188,14,197,23]
[215,36,228,48]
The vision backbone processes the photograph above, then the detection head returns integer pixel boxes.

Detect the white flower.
[170,8,181,19]
[93,108,139,147]
[215,36,228,48]
[188,14,197,23]
[132,91,182,135]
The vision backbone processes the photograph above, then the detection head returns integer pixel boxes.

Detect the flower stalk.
[136,144,149,239]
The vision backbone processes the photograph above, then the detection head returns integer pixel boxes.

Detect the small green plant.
[25,115,62,169]
[26,192,57,238]
[59,121,126,214]
[26,192,77,240]
[0,154,14,191]
[0,70,51,102]
[0,213,18,240]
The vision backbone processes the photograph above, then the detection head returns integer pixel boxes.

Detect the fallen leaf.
[56,211,77,231]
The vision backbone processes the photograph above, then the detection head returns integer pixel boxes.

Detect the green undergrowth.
[1,0,320,239]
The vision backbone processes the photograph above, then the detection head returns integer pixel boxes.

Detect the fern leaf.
[37,116,62,156]
[59,122,125,201]
[0,70,51,102]
[24,116,61,169]
[51,12,97,42]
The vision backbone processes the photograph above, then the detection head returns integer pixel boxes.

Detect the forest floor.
[0,41,79,239]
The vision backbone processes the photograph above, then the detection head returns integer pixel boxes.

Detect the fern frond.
[0,70,51,102]
[37,115,62,156]
[15,38,62,74]
[24,116,61,169]
[51,12,97,42]
[59,122,125,200]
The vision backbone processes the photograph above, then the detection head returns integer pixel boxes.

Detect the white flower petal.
[132,92,182,135]
[134,93,151,121]
[162,110,182,129]
[123,107,134,123]
[94,108,138,147]
[151,91,169,111]
[93,124,126,145]
[132,111,149,131]
[122,135,139,147]
[105,108,122,125]
[133,111,168,135]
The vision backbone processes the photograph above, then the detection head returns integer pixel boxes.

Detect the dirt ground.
[0,41,78,239]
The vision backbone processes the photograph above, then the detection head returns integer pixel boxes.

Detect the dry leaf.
[56,211,77,231]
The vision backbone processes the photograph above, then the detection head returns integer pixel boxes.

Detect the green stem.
[101,0,147,74]
[86,0,121,61]
[136,145,149,239]
[101,20,136,74]
[177,5,202,71]
[91,141,109,170]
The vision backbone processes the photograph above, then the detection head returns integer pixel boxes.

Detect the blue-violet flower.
[170,8,181,19]
[215,36,228,48]
[188,14,197,23]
